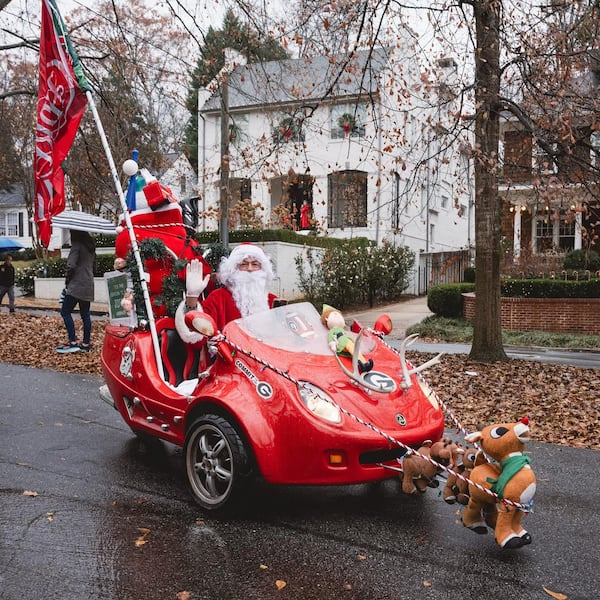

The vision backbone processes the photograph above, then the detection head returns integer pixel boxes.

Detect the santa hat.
[218,243,274,287]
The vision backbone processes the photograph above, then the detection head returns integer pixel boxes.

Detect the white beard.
[230,269,269,317]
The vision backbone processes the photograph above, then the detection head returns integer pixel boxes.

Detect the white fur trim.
[228,243,268,265]
[175,300,205,344]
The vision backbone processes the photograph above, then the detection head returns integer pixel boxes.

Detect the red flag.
[34,0,90,247]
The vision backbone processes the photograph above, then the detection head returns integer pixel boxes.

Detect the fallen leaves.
[543,587,568,600]
[134,527,151,547]
[23,490,38,497]
[410,352,600,450]
[275,580,286,590]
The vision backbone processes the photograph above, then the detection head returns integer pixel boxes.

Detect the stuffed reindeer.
[461,418,536,549]
[400,437,463,495]
[442,445,476,505]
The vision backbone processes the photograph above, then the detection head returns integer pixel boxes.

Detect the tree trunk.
[470,0,508,361]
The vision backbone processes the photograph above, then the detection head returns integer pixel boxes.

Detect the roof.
[0,184,25,209]
[202,47,392,112]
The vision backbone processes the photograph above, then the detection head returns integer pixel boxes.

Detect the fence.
[414,250,471,296]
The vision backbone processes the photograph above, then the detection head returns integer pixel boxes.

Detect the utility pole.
[219,74,230,249]
[196,48,247,243]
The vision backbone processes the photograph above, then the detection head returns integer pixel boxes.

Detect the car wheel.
[184,414,250,511]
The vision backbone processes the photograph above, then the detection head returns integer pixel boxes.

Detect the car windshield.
[234,302,376,355]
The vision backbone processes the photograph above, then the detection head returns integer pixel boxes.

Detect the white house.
[0,184,32,250]
[198,41,474,293]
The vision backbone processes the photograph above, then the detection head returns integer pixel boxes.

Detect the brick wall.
[462,293,600,335]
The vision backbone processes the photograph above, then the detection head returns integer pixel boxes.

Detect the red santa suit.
[202,286,277,332]
[115,169,212,317]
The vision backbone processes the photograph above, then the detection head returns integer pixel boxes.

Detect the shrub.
[194,228,371,251]
[501,278,600,298]
[14,254,117,296]
[295,240,414,309]
[427,283,475,317]
[563,249,600,271]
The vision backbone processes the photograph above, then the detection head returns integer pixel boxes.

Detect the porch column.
[575,211,582,250]
[513,207,521,259]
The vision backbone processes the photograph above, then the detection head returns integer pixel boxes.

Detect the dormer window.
[331,104,366,139]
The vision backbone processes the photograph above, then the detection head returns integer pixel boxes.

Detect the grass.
[407,316,600,350]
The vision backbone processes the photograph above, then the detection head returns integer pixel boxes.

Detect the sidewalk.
[10,295,109,316]
[344,295,433,340]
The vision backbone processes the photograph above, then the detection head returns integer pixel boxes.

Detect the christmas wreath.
[337,112,357,135]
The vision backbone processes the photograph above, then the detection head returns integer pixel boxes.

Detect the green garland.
[125,238,189,320]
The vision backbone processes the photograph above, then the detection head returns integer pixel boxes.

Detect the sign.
[104,271,135,326]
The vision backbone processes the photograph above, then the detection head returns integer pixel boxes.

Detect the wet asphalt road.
[1,362,599,600]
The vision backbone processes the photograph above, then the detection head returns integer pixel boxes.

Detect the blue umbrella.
[0,237,24,252]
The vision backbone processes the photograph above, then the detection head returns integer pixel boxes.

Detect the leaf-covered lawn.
[1,313,598,449]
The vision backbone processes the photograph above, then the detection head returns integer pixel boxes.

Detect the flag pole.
[84,91,165,382]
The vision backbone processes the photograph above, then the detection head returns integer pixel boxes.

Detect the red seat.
[155,318,208,387]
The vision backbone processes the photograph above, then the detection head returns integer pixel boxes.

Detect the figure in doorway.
[300,199,311,230]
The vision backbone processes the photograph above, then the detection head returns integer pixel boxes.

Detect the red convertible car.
[100,302,444,510]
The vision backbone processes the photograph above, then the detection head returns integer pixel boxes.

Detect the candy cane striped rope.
[368,329,491,459]
[220,335,530,512]
[132,222,185,230]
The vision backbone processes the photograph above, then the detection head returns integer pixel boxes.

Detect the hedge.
[427,283,475,317]
[428,279,600,318]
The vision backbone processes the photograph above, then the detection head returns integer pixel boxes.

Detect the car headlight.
[298,381,341,423]
[417,375,439,410]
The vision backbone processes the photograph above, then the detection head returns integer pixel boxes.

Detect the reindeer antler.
[398,333,443,390]
[334,330,389,393]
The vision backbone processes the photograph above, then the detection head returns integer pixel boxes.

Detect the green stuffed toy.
[321,304,373,373]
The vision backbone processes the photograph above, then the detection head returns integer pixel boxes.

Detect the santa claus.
[114,165,212,317]
[176,243,277,342]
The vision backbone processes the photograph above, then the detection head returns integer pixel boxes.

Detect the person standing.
[300,199,311,230]
[56,230,96,353]
[0,255,16,313]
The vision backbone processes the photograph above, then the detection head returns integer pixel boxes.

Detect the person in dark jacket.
[0,254,16,313]
[56,230,96,353]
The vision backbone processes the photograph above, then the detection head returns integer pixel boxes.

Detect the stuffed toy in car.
[321,304,373,373]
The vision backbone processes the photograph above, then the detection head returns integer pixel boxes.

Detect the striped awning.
[52,210,117,234]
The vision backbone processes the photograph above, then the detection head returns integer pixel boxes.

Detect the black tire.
[184,414,251,511]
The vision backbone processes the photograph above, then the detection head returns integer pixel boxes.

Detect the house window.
[230,114,249,147]
[327,170,367,228]
[503,130,533,183]
[535,216,554,252]
[272,115,305,144]
[179,175,187,195]
[229,177,252,204]
[558,217,575,252]
[331,104,366,139]
[441,195,449,210]
[1,213,19,237]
